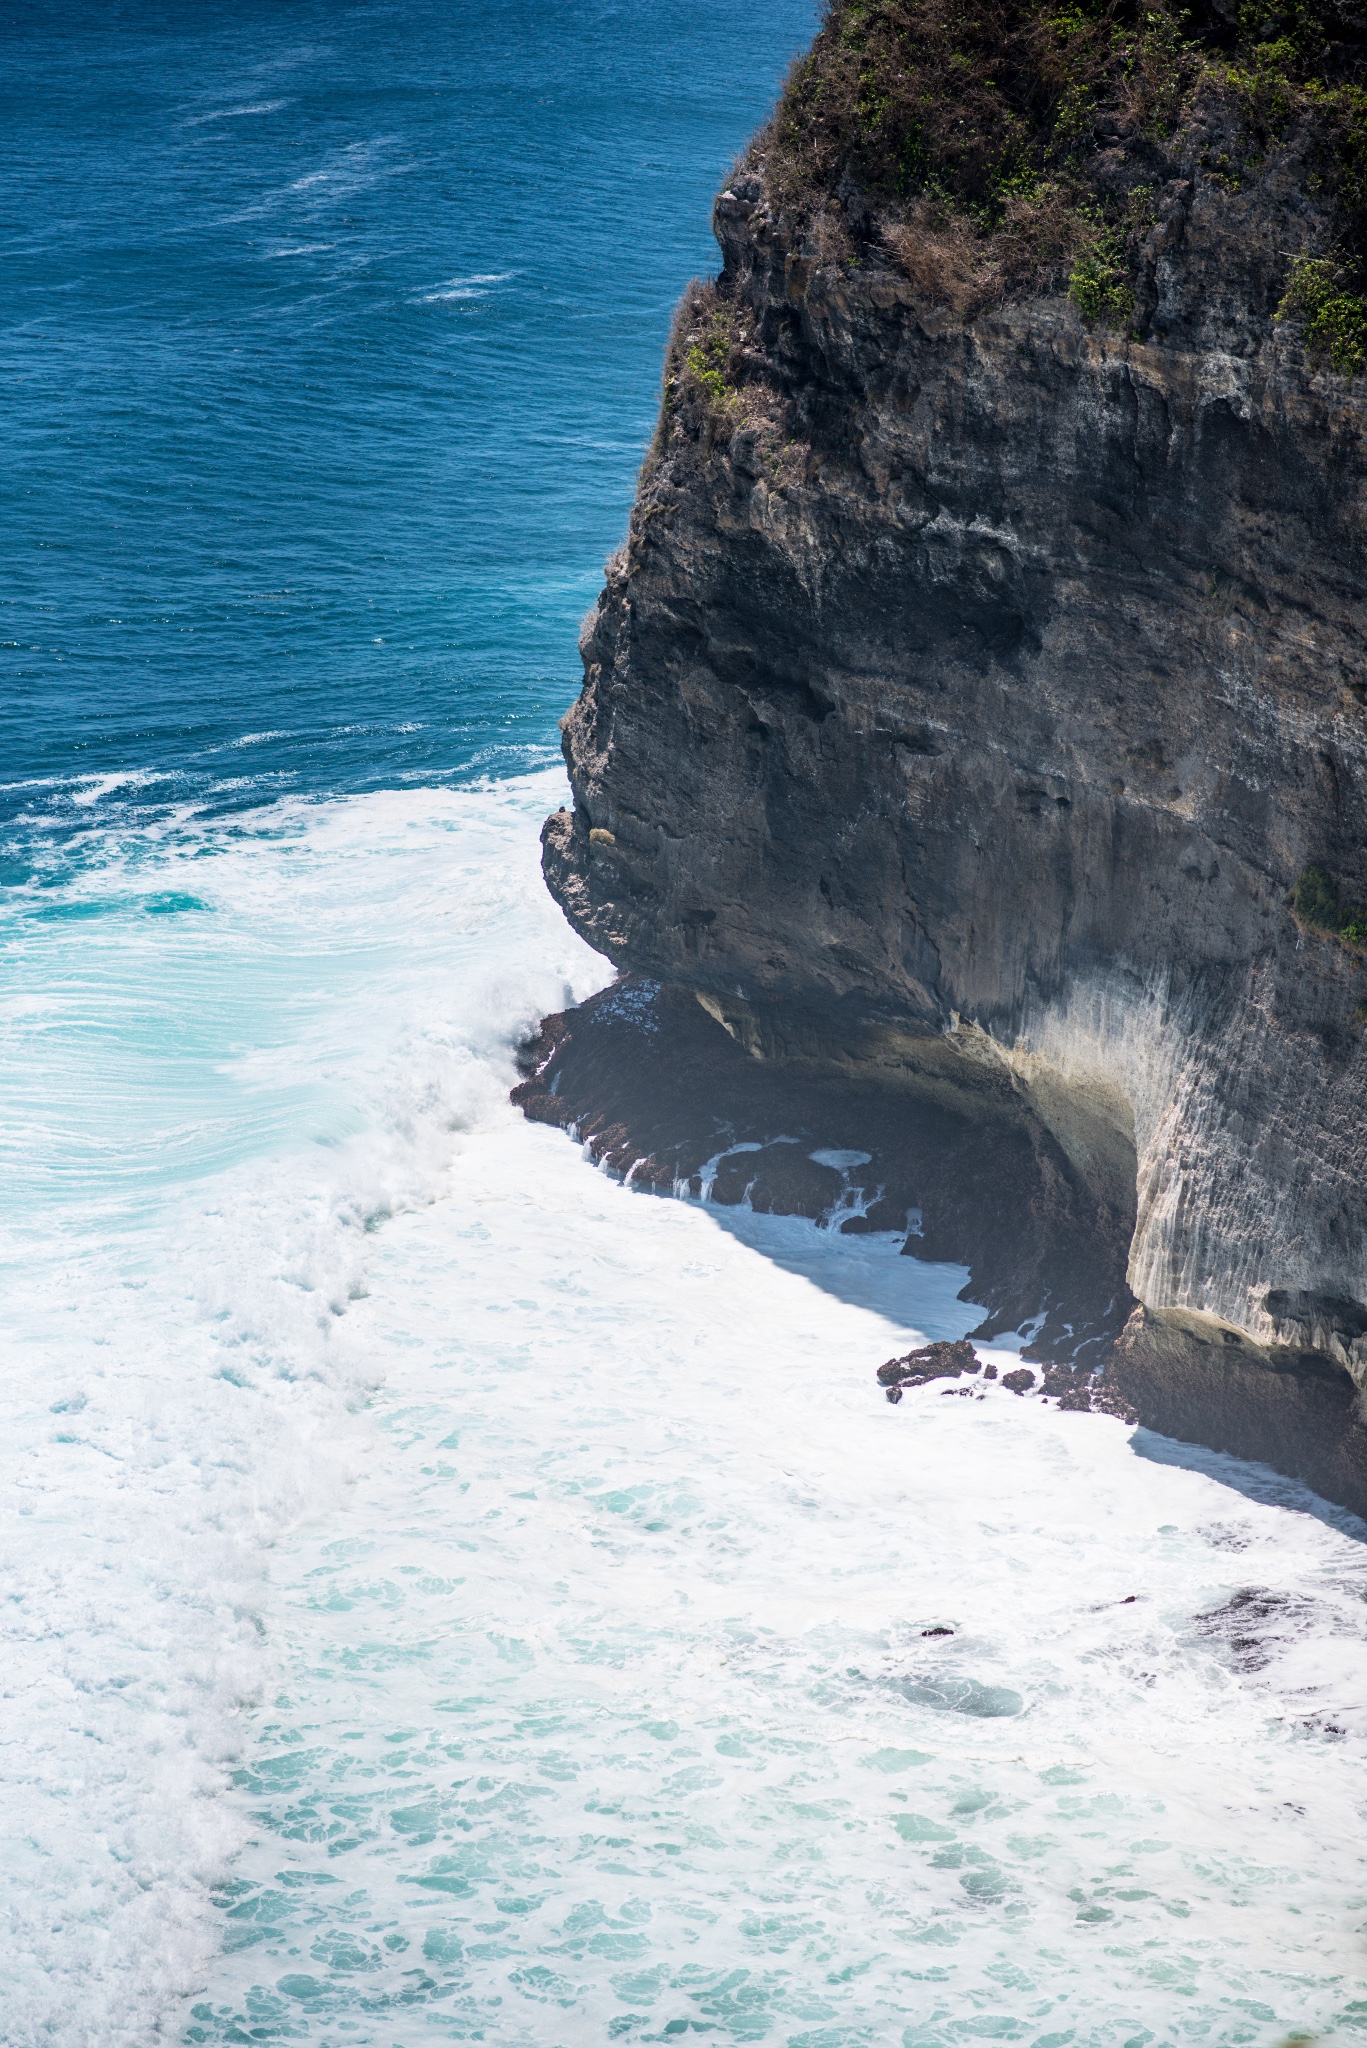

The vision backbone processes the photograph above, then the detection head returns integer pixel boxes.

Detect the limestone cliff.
[532,0,1367,1511]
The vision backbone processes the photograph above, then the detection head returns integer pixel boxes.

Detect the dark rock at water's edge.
[514,975,1135,1365]
[1110,1306,1367,1516]
[877,1338,982,1384]
[879,1338,983,1402]
[527,7,1367,1515]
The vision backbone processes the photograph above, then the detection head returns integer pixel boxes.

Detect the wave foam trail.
[0,773,607,2045]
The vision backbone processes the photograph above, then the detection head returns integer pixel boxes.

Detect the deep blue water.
[2,0,814,837]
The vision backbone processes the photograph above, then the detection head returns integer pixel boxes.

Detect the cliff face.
[537,50,1367,1506]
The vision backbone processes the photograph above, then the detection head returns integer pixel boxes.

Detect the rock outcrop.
[527,11,1367,1514]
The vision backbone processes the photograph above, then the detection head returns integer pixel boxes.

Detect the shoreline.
[514,972,1367,1517]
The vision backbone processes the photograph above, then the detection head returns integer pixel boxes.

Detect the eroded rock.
[514,977,1134,1363]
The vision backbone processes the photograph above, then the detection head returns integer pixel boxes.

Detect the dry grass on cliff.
[753,0,1199,318]
[755,0,1367,347]
[765,0,1183,216]
[882,182,1095,313]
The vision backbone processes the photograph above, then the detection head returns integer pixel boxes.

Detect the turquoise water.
[7,7,1367,2046]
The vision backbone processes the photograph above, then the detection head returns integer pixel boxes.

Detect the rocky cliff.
[530,0,1367,1512]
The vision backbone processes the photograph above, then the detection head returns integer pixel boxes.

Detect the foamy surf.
[4,773,1367,2046]
[0,772,605,2044]
[189,1115,1367,2047]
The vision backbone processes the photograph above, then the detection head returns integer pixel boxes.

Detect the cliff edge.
[534,0,1367,1511]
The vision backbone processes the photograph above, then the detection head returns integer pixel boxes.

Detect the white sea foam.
[218,140,411,227]
[5,774,1367,2045]
[183,101,291,126]
[68,767,163,808]
[185,1154,1367,2047]
[287,142,408,202]
[416,271,516,303]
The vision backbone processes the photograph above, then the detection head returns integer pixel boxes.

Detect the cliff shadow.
[680,1198,993,1348]
[512,974,1136,1369]
[1130,1427,1367,1544]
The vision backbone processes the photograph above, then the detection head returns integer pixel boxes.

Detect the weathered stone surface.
[530,120,1367,1508]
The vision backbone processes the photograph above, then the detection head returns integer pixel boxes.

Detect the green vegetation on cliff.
[684,299,739,407]
[768,0,1190,217]
[1276,252,1367,366]
[1291,864,1367,948]
[758,0,1367,353]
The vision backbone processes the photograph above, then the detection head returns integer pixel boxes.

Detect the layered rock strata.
[525,101,1367,1512]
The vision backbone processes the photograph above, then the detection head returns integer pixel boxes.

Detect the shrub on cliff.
[766,0,1194,219]
[1276,253,1367,367]
[652,280,791,455]
[756,0,1367,349]
[659,282,743,429]
[1290,864,1367,948]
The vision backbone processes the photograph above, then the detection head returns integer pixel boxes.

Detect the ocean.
[4,4,1367,2044]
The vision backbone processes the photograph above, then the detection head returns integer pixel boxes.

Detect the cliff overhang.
[524,0,1367,1516]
